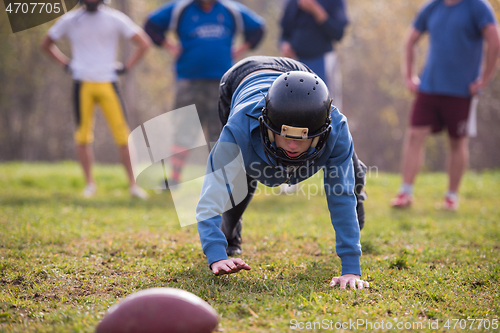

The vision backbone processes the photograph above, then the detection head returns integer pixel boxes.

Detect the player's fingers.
[349,279,356,290]
[236,263,251,270]
[340,279,348,289]
[364,281,370,288]
[213,266,224,275]
[214,264,231,275]
[232,258,248,266]
[357,280,365,290]
[330,277,339,286]
[233,259,251,270]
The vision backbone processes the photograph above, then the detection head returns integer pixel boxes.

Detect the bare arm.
[40,35,69,68]
[280,41,296,59]
[124,31,151,71]
[403,27,423,93]
[470,23,500,95]
[298,0,328,24]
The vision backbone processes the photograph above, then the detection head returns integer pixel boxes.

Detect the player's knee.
[408,127,430,144]
[112,125,130,146]
[75,131,93,145]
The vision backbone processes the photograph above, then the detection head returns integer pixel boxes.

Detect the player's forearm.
[326,190,361,275]
[197,216,229,267]
[125,32,151,70]
[404,42,416,80]
[324,149,361,274]
[480,28,500,86]
[40,36,69,67]
[311,5,328,24]
[403,29,422,81]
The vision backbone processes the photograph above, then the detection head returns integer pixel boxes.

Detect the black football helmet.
[259,71,332,167]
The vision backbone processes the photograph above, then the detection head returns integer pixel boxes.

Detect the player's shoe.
[390,192,413,208]
[130,185,148,200]
[443,195,458,211]
[82,183,97,198]
[222,218,242,256]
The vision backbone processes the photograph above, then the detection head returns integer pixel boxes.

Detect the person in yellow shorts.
[41,0,151,199]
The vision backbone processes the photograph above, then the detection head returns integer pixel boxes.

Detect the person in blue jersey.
[144,0,265,186]
[280,0,348,111]
[391,0,500,210]
[196,56,369,290]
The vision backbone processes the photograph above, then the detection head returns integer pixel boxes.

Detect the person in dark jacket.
[280,0,348,110]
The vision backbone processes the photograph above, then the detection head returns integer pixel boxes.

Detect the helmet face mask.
[259,71,333,168]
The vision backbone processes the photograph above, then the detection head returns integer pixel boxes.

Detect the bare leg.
[401,126,432,185]
[118,145,136,186]
[447,136,468,193]
[76,144,95,185]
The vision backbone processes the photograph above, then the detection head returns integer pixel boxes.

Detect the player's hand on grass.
[330,274,369,290]
[211,258,251,276]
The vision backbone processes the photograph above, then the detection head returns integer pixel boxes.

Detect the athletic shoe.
[130,185,148,200]
[82,183,97,198]
[222,218,242,256]
[390,192,413,208]
[443,196,458,211]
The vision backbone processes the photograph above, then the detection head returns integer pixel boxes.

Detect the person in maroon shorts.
[391,0,500,210]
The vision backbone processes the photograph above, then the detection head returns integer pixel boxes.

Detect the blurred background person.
[144,0,265,188]
[391,0,500,210]
[41,0,151,199]
[279,0,348,194]
[280,0,348,111]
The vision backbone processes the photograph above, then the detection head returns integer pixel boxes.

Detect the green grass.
[0,162,499,332]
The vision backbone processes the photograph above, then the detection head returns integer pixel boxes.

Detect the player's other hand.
[469,78,484,95]
[405,76,420,94]
[115,62,128,75]
[280,41,296,59]
[298,0,321,15]
[163,39,182,59]
[63,62,72,74]
[330,274,369,290]
[211,258,251,276]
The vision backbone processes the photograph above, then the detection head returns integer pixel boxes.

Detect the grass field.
[0,162,499,332]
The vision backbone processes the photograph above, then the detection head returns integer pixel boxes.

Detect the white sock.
[400,183,414,195]
[446,191,458,200]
